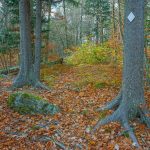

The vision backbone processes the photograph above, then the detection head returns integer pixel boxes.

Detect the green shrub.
[65,42,114,65]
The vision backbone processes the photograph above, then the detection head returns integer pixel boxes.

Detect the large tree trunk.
[13,0,32,88]
[45,0,52,63]
[33,0,49,90]
[93,0,150,147]
[13,0,49,90]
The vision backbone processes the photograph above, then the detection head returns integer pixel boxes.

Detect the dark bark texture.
[93,0,150,148]
[13,0,49,90]
[34,0,42,82]
[13,0,32,87]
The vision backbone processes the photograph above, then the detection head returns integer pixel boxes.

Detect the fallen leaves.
[0,64,150,149]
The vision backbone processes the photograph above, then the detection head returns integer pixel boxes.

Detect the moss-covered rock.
[7,92,59,115]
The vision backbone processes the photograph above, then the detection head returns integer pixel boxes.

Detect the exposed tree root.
[96,90,122,111]
[12,79,27,89]
[12,78,50,91]
[34,81,51,91]
[122,116,140,147]
[92,109,120,133]
[92,96,149,148]
[139,109,150,128]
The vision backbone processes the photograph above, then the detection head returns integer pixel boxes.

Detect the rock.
[114,144,119,150]
[5,126,11,131]
[7,92,59,115]
[85,126,91,133]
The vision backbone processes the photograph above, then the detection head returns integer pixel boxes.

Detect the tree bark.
[118,0,124,42]
[13,0,49,90]
[79,0,83,44]
[112,0,116,37]
[34,0,42,82]
[63,0,68,49]
[13,0,32,87]
[99,13,103,44]
[93,0,150,147]
[95,15,99,44]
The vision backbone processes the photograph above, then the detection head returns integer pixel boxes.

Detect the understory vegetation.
[65,41,123,65]
[0,0,150,149]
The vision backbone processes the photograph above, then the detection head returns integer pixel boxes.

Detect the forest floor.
[0,64,150,150]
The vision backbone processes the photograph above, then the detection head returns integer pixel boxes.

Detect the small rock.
[114,144,119,150]
[132,142,138,147]
[5,127,11,131]
[70,137,76,140]
[111,130,115,135]
[85,126,91,133]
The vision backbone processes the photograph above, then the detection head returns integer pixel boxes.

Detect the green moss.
[98,111,107,119]
[7,93,18,108]
[0,74,3,79]
[122,132,130,138]
[7,92,59,115]
[15,106,35,114]
[8,93,32,114]
[81,108,89,115]
[95,82,107,89]
[21,93,42,100]
[8,92,43,106]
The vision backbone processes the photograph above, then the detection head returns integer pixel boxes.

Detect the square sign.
[127,12,135,22]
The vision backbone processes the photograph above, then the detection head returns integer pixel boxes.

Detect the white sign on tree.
[127,12,135,22]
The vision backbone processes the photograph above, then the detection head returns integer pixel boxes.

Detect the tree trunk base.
[92,91,150,148]
[12,76,27,88]
[12,77,50,91]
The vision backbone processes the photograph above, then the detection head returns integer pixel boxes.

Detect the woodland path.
[0,64,150,149]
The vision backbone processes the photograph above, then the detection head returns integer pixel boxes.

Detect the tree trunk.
[118,0,124,42]
[13,0,49,90]
[13,0,32,88]
[93,0,150,147]
[63,0,68,49]
[34,0,42,82]
[99,12,103,44]
[79,0,83,44]
[112,0,116,37]
[95,15,99,44]
[48,0,52,44]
